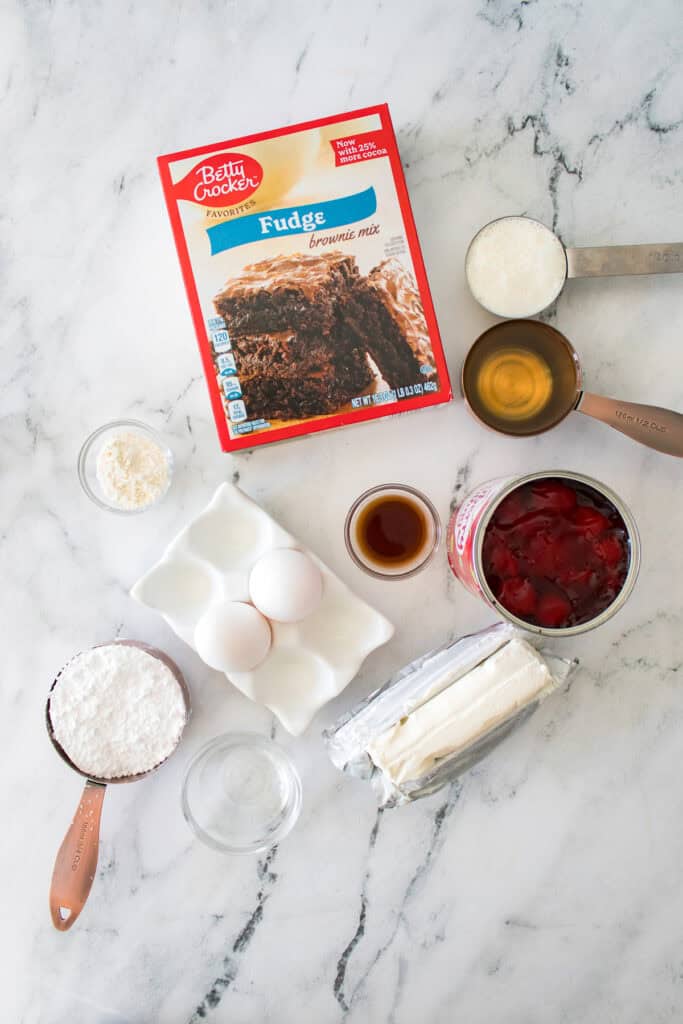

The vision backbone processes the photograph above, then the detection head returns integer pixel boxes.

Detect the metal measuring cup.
[46,640,191,931]
[461,320,683,457]
[466,215,683,318]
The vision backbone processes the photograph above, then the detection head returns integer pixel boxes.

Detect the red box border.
[157,104,452,452]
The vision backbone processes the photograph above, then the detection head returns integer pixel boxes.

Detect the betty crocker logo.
[174,152,263,207]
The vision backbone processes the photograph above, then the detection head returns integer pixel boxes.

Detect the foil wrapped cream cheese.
[366,638,554,784]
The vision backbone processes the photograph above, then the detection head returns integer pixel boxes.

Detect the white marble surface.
[2,1,683,1021]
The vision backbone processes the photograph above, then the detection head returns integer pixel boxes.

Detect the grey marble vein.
[189,847,280,1022]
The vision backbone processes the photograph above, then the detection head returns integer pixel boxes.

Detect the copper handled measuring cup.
[461,320,683,457]
[46,640,191,931]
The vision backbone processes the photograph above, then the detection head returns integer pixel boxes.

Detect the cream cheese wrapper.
[324,624,577,806]
[326,622,515,762]
[366,639,554,785]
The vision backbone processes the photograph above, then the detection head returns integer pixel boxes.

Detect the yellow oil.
[462,321,580,436]
[475,347,553,421]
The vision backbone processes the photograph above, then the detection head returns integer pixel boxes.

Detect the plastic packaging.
[324,622,577,806]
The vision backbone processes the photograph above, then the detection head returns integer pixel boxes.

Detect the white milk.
[466,216,567,318]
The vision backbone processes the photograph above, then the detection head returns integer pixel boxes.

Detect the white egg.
[249,548,324,623]
[194,600,271,673]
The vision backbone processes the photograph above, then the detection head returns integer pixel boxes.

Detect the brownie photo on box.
[366,260,436,377]
[212,251,436,425]
[344,258,436,388]
[214,252,358,335]
[230,331,373,420]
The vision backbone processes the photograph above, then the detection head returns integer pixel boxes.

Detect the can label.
[447,476,516,596]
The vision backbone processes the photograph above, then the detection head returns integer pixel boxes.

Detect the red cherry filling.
[497,577,537,617]
[560,566,596,589]
[603,572,625,599]
[593,533,624,566]
[483,540,520,579]
[530,480,577,514]
[512,511,554,540]
[536,589,572,628]
[573,506,610,536]
[493,492,528,527]
[483,477,629,629]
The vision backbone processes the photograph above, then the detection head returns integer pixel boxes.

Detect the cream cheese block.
[367,638,554,784]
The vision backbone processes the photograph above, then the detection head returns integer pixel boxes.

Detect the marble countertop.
[3,1,683,1021]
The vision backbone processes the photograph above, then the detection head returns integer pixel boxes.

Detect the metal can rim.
[471,469,641,638]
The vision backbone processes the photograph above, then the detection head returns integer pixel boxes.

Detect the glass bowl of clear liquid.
[181,733,302,854]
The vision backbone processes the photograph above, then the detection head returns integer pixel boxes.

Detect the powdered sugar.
[49,644,187,779]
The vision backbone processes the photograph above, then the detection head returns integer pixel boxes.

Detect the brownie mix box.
[157,105,452,451]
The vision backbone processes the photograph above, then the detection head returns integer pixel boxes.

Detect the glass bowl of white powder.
[78,420,174,514]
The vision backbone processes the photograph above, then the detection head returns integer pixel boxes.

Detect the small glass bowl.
[181,733,302,855]
[345,483,441,580]
[78,420,174,514]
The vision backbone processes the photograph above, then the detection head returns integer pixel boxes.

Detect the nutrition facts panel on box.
[207,316,232,354]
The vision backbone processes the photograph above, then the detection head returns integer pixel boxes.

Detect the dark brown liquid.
[463,320,580,435]
[356,495,427,566]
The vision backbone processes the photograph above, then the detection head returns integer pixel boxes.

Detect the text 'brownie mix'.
[158,105,451,451]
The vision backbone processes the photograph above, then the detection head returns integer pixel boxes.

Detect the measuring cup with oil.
[462,320,683,457]
[46,640,191,931]
[465,215,683,318]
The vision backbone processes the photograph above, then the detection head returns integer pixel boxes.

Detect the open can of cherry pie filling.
[447,470,641,637]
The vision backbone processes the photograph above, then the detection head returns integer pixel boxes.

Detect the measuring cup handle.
[49,780,106,931]
[577,392,683,457]
[566,242,683,279]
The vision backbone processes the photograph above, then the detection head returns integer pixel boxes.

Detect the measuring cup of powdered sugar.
[46,640,190,931]
[465,215,683,319]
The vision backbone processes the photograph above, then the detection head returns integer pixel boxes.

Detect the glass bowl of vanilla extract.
[345,484,441,580]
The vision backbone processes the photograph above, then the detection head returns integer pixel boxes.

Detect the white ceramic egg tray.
[131,482,394,735]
